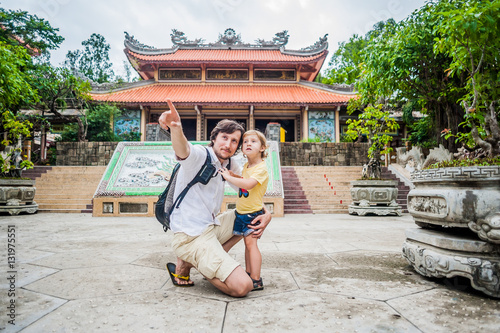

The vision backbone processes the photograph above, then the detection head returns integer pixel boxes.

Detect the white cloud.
[2,0,426,77]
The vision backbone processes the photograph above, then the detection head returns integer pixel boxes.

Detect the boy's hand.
[159,99,181,130]
[218,167,231,180]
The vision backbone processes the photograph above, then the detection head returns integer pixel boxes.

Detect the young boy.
[219,130,269,291]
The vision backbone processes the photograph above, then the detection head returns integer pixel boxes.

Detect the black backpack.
[155,148,230,232]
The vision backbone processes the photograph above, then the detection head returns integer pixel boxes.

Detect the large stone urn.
[0,179,38,215]
[348,179,402,216]
[407,166,500,244]
[404,165,500,298]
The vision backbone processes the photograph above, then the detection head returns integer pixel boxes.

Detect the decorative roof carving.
[212,28,245,46]
[256,30,289,47]
[301,34,328,51]
[125,28,327,56]
[124,32,155,50]
[171,29,204,47]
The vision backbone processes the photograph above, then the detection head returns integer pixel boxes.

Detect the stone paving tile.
[23,265,167,299]
[292,251,437,301]
[224,289,421,332]
[165,268,299,301]
[0,288,66,332]
[20,290,226,333]
[28,247,146,270]
[0,263,58,289]
[387,288,500,333]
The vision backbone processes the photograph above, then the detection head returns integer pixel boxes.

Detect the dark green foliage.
[65,33,114,83]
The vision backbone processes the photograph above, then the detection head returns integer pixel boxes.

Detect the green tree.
[344,102,400,160]
[61,104,122,142]
[65,33,115,83]
[0,41,38,112]
[322,19,395,86]
[30,64,91,141]
[0,8,64,56]
[354,2,468,152]
[434,0,500,157]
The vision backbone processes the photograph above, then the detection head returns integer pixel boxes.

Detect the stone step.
[38,203,90,210]
[32,166,105,213]
[37,208,89,213]
[312,209,349,214]
[36,198,90,205]
[284,208,314,214]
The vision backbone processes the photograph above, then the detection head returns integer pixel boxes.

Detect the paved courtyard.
[1,212,499,332]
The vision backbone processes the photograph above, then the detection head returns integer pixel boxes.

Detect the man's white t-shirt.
[169,143,242,237]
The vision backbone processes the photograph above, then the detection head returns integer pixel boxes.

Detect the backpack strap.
[171,147,214,211]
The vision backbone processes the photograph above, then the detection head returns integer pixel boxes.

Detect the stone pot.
[0,178,38,215]
[408,166,500,244]
[348,179,401,216]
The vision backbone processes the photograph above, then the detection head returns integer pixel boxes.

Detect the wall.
[56,142,119,166]
[56,141,370,166]
[280,142,370,166]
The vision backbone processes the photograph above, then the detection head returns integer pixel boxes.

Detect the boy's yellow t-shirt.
[235,160,269,214]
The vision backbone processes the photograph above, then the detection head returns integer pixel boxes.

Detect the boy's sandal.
[251,277,264,291]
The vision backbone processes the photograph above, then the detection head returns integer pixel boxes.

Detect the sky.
[3,0,427,78]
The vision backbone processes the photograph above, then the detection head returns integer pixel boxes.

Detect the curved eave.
[90,82,357,107]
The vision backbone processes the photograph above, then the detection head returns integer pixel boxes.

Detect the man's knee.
[230,279,252,297]
[225,267,253,297]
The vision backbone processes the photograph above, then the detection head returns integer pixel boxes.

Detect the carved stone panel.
[408,166,500,244]
[403,228,500,298]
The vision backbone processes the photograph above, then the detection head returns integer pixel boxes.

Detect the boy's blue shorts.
[233,209,264,237]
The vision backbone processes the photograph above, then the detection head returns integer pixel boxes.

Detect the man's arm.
[158,99,190,159]
[248,206,272,238]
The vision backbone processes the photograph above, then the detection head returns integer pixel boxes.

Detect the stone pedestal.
[0,179,38,215]
[348,179,402,216]
[403,228,500,298]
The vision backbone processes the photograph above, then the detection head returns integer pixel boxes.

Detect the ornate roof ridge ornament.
[125,29,327,55]
[124,32,155,50]
[124,31,177,55]
[255,30,289,47]
[281,34,328,55]
[171,29,205,47]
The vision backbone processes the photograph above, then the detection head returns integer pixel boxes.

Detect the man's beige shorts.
[171,209,240,282]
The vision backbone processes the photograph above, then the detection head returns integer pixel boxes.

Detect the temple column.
[335,105,341,143]
[140,105,146,141]
[249,105,254,130]
[301,106,309,141]
[195,105,203,141]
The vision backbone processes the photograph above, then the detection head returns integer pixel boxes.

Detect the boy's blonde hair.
[243,130,268,158]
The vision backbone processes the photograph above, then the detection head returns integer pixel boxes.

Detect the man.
[159,99,272,297]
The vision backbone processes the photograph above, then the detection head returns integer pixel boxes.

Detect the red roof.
[91,83,355,106]
[127,49,327,64]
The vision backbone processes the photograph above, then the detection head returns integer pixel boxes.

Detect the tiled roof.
[126,49,327,63]
[91,83,356,106]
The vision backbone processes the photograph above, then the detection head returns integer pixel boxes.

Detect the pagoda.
[91,28,356,142]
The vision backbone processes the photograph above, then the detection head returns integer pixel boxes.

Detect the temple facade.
[91,28,357,142]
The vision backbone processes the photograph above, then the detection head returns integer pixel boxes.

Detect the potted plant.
[345,103,403,216]
[0,111,38,215]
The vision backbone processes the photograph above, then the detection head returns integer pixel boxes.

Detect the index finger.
[166,99,178,115]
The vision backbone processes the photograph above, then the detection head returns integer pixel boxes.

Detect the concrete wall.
[56,141,370,166]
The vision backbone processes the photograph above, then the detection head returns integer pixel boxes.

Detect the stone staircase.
[25,166,106,213]
[381,167,410,213]
[281,167,313,214]
[282,166,363,214]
